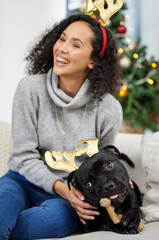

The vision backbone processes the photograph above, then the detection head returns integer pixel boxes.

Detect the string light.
[119,90,126,97]
[146,78,154,85]
[125,37,131,42]
[118,48,124,54]
[119,21,124,25]
[133,53,139,59]
[125,15,130,20]
[128,45,133,50]
[152,62,157,68]
[122,85,128,91]
[119,85,128,97]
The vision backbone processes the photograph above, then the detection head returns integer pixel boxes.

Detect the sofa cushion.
[141,131,159,222]
[115,133,147,195]
[37,222,159,240]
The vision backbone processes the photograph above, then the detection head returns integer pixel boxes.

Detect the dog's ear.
[103,146,135,168]
[102,145,121,158]
[67,171,75,190]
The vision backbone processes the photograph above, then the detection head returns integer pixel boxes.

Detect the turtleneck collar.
[47,69,92,109]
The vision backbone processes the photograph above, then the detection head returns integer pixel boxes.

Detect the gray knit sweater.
[8,69,123,194]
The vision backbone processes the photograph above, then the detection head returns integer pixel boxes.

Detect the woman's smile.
[56,55,70,66]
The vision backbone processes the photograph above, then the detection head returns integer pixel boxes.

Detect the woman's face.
[53,21,95,81]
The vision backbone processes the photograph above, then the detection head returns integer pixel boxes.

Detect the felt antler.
[45,139,99,173]
[45,151,77,173]
[85,0,124,25]
[75,138,99,157]
[100,198,145,232]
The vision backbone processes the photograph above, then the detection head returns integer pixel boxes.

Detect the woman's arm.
[98,96,123,149]
[8,77,63,194]
[54,180,100,225]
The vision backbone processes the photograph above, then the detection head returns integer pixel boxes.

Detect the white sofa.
[0,121,159,240]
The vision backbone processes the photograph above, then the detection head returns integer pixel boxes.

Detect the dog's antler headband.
[45,139,99,173]
[85,0,123,57]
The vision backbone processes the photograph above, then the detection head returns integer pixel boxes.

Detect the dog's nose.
[104,182,115,191]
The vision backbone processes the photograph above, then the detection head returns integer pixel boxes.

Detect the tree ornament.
[117,24,127,34]
[106,19,111,27]
[119,55,131,69]
[150,112,159,124]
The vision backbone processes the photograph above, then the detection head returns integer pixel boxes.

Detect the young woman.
[0,14,122,239]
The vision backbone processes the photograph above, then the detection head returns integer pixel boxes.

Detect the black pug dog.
[67,145,143,234]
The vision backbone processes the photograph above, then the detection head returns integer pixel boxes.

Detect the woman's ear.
[88,59,97,70]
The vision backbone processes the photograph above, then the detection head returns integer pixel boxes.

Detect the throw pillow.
[141,131,159,222]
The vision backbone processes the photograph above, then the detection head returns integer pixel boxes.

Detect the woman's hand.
[53,180,100,225]
[67,186,100,225]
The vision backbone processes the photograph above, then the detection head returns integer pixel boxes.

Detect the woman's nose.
[59,42,69,53]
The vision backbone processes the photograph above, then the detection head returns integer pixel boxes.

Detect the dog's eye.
[107,162,114,169]
[86,182,92,188]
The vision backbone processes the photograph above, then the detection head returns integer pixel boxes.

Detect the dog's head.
[67,145,130,207]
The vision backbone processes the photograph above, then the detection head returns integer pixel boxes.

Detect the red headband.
[94,18,107,58]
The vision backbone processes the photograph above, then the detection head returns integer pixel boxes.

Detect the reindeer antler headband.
[85,0,123,57]
[85,0,124,25]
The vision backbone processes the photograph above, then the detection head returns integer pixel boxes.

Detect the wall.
[0,0,66,123]
[124,0,159,58]
[124,0,140,45]
[140,0,159,59]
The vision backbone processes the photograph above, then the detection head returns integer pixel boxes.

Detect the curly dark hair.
[25,14,121,98]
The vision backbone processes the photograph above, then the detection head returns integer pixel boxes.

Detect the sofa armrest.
[0,121,12,177]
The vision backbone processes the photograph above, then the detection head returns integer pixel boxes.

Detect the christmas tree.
[110,2,159,132]
[80,1,159,132]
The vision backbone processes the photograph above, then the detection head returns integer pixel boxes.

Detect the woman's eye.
[86,182,92,188]
[107,162,114,169]
[73,43,80,48]
[60,37,65,42]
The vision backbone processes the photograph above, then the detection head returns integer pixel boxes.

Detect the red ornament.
[117,25,127,34]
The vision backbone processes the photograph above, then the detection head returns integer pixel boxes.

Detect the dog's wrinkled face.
[68,148,130,207]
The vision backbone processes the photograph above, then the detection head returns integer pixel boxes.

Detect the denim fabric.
[0,170,79,240]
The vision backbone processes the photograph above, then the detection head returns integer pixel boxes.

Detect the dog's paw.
[114,224,138,234]
[121,209,141,232]
[122,227,138,234]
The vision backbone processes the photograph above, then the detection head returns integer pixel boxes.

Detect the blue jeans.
[0,170,79,239]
